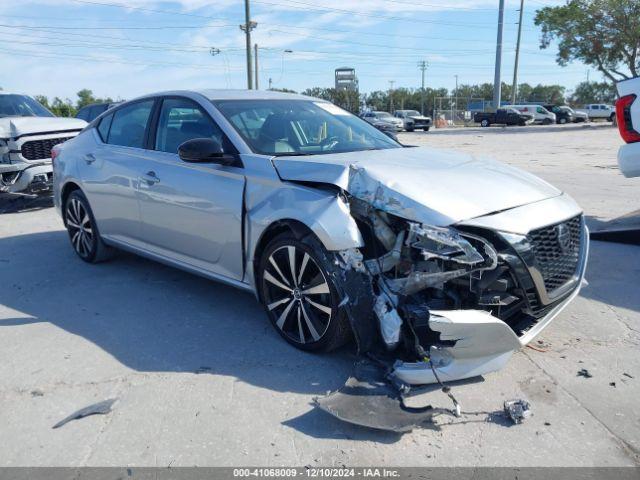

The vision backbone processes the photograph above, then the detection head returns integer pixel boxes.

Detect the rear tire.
[257,233,351,352]
[64,190,113,263]
[406,126,414,132]
[559,117,567,124]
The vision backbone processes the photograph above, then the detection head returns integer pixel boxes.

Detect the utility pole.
[239,0,256,90]
[254,43,259,90]
[511,0,524,105]
[388,80,395,113]
[454,74,458,125]
[493,0,505,109]
[269,77,272,90]
[418,60,428,115]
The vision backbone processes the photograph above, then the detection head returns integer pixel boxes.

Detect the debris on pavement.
[30,389,44,397]
[315,361,450,433]
[52,398,117,429]
[623,372,634,379]
[577,369,593,379]
[609,382,616,388]
[503,399,532,424]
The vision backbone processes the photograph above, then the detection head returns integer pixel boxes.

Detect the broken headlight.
[385,223,499,296]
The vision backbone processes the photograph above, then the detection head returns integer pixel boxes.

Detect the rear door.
[78,98,156,243]
[135,96,246,280]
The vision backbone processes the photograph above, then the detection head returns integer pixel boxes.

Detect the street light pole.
[493,0,505,109]
[511,0,525,105]
[418,60,428,115]
[388,80,395,113]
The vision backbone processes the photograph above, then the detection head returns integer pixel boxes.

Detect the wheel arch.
[60,181,84,224]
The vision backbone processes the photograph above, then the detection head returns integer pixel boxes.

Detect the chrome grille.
[528,215,583,294]
[21,137,73,160]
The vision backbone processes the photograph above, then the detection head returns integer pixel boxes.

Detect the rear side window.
[97,113,113,142]
[107,100,154,148]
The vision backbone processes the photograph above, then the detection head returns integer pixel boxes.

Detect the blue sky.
[0,0,602,101]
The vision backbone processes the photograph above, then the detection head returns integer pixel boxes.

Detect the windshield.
[213,100,401,156]
[406,110,421,116]
[0,95,54,118]
[374,111,392,118]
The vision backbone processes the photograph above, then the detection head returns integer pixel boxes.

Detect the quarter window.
[107,100,154,148]
[155,98,229,154]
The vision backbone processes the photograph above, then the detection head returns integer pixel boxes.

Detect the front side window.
[213,100,401,156]
[155,98,229,154]
[537,107,547,114]
[107,100,154,148]
[0,94,54,118]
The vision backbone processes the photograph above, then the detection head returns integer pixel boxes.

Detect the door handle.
[84,153,96,164]
[141,171,160,185]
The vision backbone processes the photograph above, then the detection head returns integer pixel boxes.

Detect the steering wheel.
[319,136,340,151]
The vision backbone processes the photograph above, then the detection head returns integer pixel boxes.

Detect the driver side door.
[135,96,246,281]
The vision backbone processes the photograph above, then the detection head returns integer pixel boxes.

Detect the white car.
[577,104,616,122]
[0,92,86,194]
[615,77,640,178]
[510,105,556,125]
[361,111,404,131]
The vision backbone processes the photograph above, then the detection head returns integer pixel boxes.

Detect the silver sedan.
[53,89,588,387]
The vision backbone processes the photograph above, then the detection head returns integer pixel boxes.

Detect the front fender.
[244,180,364,287]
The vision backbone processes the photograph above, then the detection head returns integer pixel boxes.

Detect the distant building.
[335,67,358,91]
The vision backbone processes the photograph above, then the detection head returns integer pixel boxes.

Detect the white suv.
[0,92,86,194]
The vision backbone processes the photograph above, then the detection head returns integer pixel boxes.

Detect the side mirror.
[178,138,229,164]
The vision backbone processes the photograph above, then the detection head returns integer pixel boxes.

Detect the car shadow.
[0,193,53,214]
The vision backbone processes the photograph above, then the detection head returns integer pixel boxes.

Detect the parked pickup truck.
[0,92,86,194]
[474,108,533,127]
[615,77,640,178]
[577,104,616,122]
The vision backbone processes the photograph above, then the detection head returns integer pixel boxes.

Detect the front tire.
[64,190,112,263]
[423,126,430,131]
[257,234,351,352]
[480,119,490,127]
[543,118,553,125]
[559,117,567,124]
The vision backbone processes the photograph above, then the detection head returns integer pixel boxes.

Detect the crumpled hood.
[273,146,562,226]
[0,116,86,139]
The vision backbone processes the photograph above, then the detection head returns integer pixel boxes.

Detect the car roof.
[127,89,326,104]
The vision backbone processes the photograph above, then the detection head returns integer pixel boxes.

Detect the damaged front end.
[335,194,588,389]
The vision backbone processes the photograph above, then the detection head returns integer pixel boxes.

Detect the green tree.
[568,81,617,105]
[51,97,76,117]
[535,0,640,82]
[75,89,113,110]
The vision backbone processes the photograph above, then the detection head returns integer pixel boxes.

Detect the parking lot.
[0,123,639,467]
